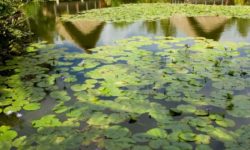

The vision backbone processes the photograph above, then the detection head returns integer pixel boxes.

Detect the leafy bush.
[0,0,31,61]
[0,0,15,16]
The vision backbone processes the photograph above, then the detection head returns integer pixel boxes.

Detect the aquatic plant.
[63,3,250,22]
[1,36,250,149]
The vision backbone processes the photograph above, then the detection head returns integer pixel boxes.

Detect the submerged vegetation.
[63,3,250,22]
[1,36,250,149]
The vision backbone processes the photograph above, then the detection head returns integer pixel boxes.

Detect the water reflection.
[171,16,228,40]
[23,0,108,51]
[23,1,250,52]
[58,20,105,51]
[235,18,250,37]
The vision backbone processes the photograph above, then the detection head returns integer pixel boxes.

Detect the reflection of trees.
[160,19,176,37]
[236,18,250,37]
[142,19,176,36]
[23,2,57,43]
[112,22,133,29]
[142,16,230,40]
[143,21,158,34]
[222,18,250,38]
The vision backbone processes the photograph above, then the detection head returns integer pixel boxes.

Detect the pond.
[1,0,250,150]
[25,1,250,51]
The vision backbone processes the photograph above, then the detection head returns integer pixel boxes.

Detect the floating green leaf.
[0,126,17,142]
[32,115,62,128]
[146,128,168,139]
[23,103,40,111]
[179,132,196,142]
[104,125,130,139]
[63,4,250,23]
[50,91,70,101]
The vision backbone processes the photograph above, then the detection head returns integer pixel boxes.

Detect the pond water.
[1,1,250,150]
[24,1,250,51]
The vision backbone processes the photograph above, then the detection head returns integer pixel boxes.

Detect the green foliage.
[0,0,30,59]
[0,126,18,150]
[0,0,15,16]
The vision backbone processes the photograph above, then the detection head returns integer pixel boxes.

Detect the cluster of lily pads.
[62,3,250,22]
[1,36,250,149]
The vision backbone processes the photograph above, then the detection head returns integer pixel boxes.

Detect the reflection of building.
[170,16,228,40]
[52,0,107,51]
[56,20,105,51]
[26,0,107,51]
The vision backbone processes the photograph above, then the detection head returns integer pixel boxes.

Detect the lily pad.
[0,126,18,142]
[196,144,212,150]
[215,118,235,128]
[179,132,196,142]
[32,115,62,128]
[104,125,130,139]
[132,133,151,142]
[177,105,196,113]
[63,4,250,23]
[146,128,168,139]
[195,134,210,144]
[50,91,70,101]
[23,103,41,111]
